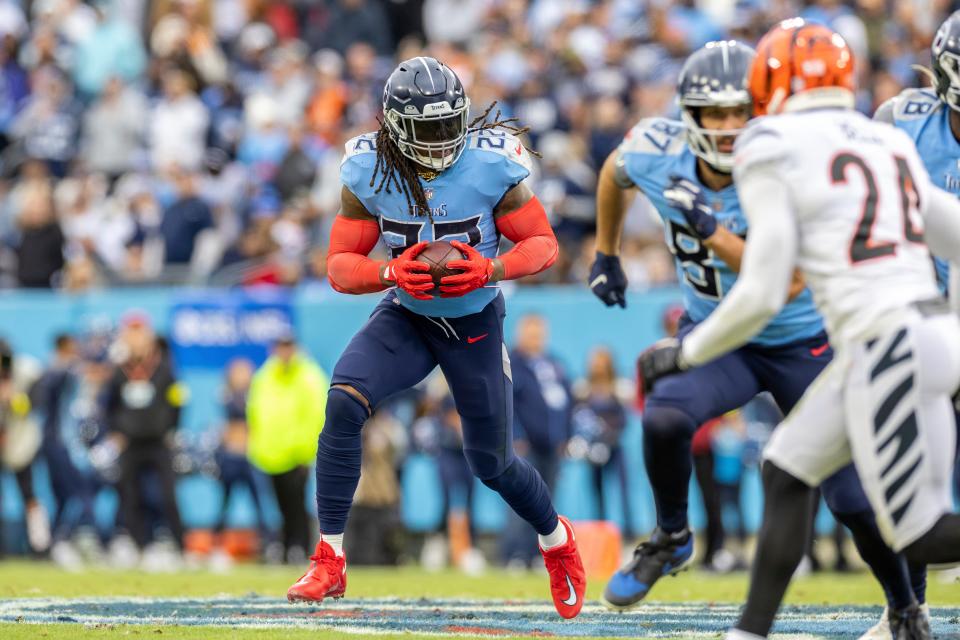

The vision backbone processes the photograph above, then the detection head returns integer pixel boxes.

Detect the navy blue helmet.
[382,57,470,171]
[676,40,755,172]
[932,11,960,112]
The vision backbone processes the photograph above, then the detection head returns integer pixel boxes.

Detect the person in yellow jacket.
[247,332,328,564]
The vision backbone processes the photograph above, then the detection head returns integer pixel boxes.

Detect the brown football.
[415,240,465,295]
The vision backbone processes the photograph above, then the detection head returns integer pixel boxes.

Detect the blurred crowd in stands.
[0,0,950,290]
[0,302,789,576]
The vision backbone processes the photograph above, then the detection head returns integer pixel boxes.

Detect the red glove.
[384,241,434,301]
[439,240,494,297]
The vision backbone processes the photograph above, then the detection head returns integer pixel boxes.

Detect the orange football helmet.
[749,18,855,116]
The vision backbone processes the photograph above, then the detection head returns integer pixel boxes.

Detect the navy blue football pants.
[316,292,558,537]
[645,317,918,608]
[646,319,859,530]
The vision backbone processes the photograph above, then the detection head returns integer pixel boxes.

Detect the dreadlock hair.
[368,101,541,219]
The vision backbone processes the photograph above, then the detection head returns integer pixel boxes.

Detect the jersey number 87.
[667,220,721,299]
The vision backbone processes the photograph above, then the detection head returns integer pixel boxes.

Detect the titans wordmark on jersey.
[340,128,533,318]
[882,88,960,289]
[615,117,824,346]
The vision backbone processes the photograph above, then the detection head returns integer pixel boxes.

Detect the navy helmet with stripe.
[676,40,755,172]
[383,57,470,172]
[932,11,960,112]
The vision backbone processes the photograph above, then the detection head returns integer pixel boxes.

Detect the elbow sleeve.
[494,196,559,280]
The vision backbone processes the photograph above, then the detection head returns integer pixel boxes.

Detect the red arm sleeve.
[494,196,559,281]
[326,215,387,294]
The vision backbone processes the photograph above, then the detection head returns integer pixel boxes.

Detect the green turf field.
[0,561,957,639]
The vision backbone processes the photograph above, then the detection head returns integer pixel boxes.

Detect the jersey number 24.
[831,152,924,263]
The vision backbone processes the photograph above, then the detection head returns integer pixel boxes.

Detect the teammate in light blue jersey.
[875,11,960,293]
[591,41,920,622]
[869,11,960,635]
[613,115,824,344]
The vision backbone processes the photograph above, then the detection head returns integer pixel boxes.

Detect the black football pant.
[117,442,184,550]
[271,466,310,556]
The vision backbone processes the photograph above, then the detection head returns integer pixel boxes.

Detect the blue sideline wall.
[0,285,833,539]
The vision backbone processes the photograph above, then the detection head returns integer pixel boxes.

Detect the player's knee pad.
[324,386,370,434]
[642,405,698,441]
[821,465,872,515]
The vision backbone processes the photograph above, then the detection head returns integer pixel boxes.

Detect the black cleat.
[601,527,694,610]
[889,603,931,640]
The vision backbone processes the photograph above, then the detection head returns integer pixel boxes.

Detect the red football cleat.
[540,515,586,619]
[286,540,347,603]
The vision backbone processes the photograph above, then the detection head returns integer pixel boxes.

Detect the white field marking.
[0,597,932,640]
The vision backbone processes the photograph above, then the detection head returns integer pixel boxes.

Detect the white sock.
[321,533,344,556]
[538,520,568,550]
[725,629,765,640]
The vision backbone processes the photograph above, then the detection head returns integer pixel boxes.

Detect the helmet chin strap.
[911,63,937,85]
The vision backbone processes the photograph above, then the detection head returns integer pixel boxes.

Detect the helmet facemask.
[680,90,751,174]
[385,98,471,172]
[935,50,960,112]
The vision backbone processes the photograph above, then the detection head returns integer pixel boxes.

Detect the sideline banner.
[169,290,294,368]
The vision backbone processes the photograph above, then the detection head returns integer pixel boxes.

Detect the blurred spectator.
[0,34,29,149]
[413,389,485,572]
[80,77,146,180]
[72,0,147,98]
[101,313,186,560]
[212,358,269,562]
[14,162,63,288]
[538,131,596,244]
[150,68,209,172]
[273,125,321,204]
[0,1,25,42]
[662,0,724,54]
[570,347,632,539]
[0,0,943,293]
[305,0,392,56]
[306,49,348,145]
[341,41,383,129]
[257,42,312,127]
[150,0,227,88]
[502,314,571,567]
[33,333,97,568]
[0,337,49,555]
[246,333,328,564]
[238,93,289,187]
[511,313,572,489]
[344,407,406,565]
[11,67,80,177]
[423,0,488,46]
[160,170,213,266]
[691,411,750,573]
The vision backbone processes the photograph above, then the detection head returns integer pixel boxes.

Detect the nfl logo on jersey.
[424,188,435,201]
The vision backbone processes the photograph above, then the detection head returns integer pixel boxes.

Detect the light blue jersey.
[880,88,960,290]
[616,118,824,346]
[341,128,532,318]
